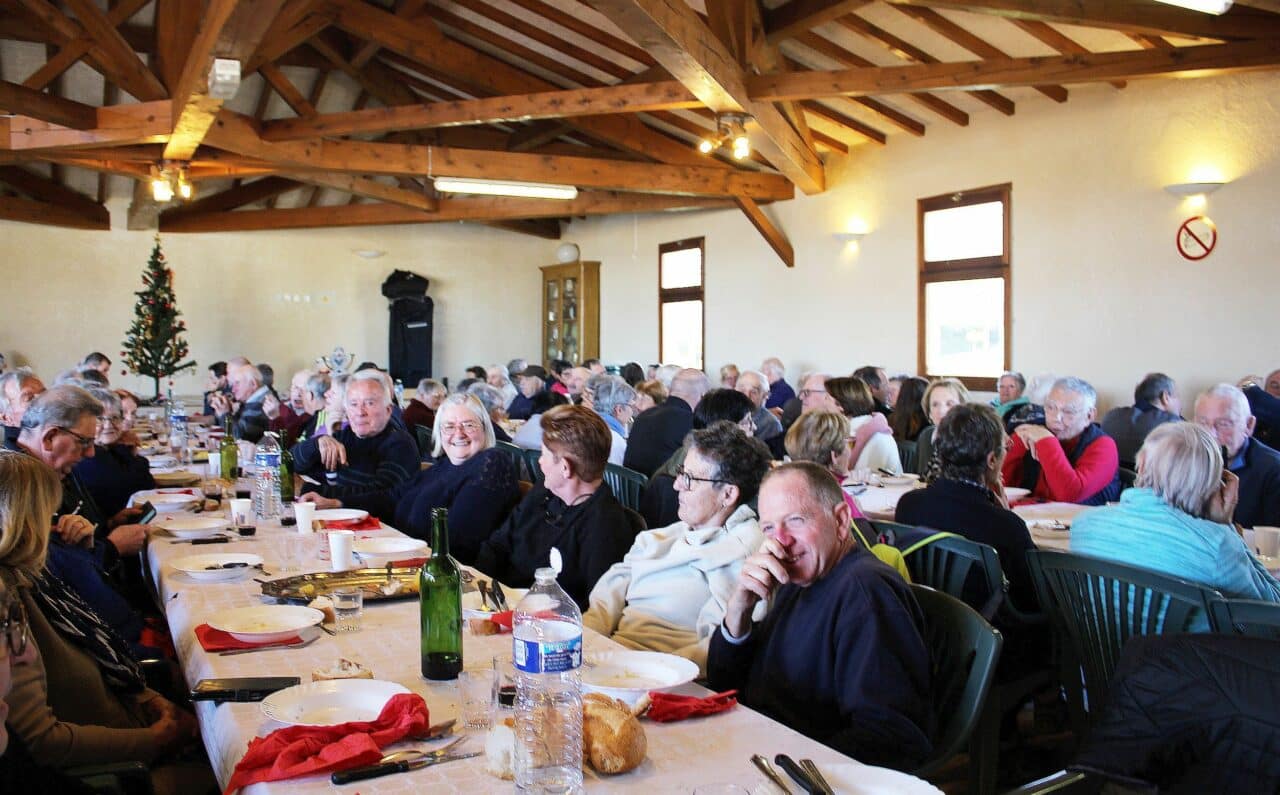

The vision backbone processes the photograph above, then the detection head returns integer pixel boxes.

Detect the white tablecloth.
[145,504,861,793]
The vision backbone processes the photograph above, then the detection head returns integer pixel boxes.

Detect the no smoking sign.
[1176,216,1218,261]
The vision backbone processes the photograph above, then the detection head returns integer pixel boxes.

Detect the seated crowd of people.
[2,346,1279,788]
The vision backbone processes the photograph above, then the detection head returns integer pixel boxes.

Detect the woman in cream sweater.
[585,422,772,671]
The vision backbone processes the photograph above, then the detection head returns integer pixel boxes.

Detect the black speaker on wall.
[382,269,433,384]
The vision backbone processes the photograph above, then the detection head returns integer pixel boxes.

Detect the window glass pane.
[924,278,1004,378]
[661,300,703,370]
[923,201,1004,262]
[660,246,702,289]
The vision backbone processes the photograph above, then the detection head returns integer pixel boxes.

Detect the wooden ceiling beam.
[507,122,575,152]
[164,0,286,161]
[880,0,1280,41]
[583,0,825,193]
[243,2,334,74]
[24,0,149,91]
[481,218,563,240]
[259,80,700,141]
[503,0,657,68]
[0,164,109,223]
[154,0,203,94]
[891,5,1068,103]
[160,175,299,216]
[0,194,109,229]
[764,0,872,45]
[424,5,603,88]
[351,0,428,68]
[56,0,168,100]
[0,79,97,129]
[258,63,318,117]
[160,191,736,231]
[800,100,885,145]
[749,39,1280,101]
[808,128,847,154]
[449,0,634,81]
[794,31,968,126]
[735,195,793,267]
[784,55,923,136]
[281,171,437,211]
[1013,19,1124,89]
[8,100,171,150]
[206,110,794,199]
[835,14,1015,116]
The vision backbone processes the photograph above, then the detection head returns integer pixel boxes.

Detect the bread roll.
[311,658,373,681]
[485,717,516,780]
[582,693,646,774]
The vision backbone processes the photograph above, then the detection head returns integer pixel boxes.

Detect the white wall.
[568,71,1280,410]
[0,213,548,398]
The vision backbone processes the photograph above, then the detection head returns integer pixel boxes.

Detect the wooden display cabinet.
[540,260,599,367]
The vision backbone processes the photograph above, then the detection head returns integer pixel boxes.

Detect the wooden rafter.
[0,79,97,129]
[0,194,109,228]
[46,0,168,100]
[0,164,108,224]
[1013,19,1125,89]
[735,195,793,267]
[764,0,873,45]
[7,100,171,150]
[24,0,150,91]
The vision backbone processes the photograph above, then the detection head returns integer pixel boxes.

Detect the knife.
[329,751,481,784]
[775,754,824,795]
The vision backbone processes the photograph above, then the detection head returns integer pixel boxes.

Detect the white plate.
[207,604,324,643]
[132,490,200,511]
[314,508,370,522]
[142,454,178,468]
[158,515,230,539]
[817,762,943,795]
[261,679,410,726]
[153,470,201,486]
[1004,487,1031,502]
[170,552,263,582]
[880,474,920,487]
[353,537,427,563]
[581,650,699,708]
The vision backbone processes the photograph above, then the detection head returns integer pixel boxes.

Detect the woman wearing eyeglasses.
[71,388,155,519]
[584,421,770,672]
[0,451,205,792]
[305,393,520,564]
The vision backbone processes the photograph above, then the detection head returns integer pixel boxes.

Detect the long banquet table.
[144,499,862,793]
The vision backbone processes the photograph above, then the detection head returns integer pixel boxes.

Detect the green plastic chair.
[1207,597,1280,639]
[413,423,433,458]
[1026,549,1222,733]
[603,463,648,512]
[1118,467,1137,491]
[520,446,544,484]
[494,440,529,480]
[910,584,1003,793]
[1002,771,1098,795]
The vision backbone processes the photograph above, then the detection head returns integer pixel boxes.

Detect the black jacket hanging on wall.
[382,270,433,384]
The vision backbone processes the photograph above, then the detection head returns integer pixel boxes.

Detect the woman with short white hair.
[1072,421,1280,629]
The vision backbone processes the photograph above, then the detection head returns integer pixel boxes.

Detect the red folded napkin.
[642,689,738,723]
[390,556,428,568]
[224,692,430,794]
[320,515,382,531]
[195,623,302,652]
[154,488,199,495]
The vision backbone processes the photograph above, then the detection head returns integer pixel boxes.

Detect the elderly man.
[486,364,518,409]
[798,373,841,414]
[1002,376,1121,505]
[1239,370,1280,450]
[583,358,607,376]
[514,374,636,462]
[267,369,314,448]
[761,357,795,410]
[853,366,892,415]
[564,366,591,405]
[992,371,1028,419]
[1195,383,1280,528]
[1102,372,1183,470]
[293,370,419,500]
[735,370,784,443]
[624,368,710,477]
[508,365,564,421]
[708,462,933,769]
[0,368,45,444]
[210,362,271,442]
[404,377,446,430]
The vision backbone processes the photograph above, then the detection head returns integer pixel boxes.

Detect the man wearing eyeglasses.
[1001,376,1121,506]
[1195,383,1280,529]
[293,371,419,501]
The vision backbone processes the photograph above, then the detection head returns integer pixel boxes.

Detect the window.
[658,237,705,369]
[917,184,1011,391]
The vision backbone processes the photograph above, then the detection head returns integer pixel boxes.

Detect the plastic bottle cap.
[549,547,563,575]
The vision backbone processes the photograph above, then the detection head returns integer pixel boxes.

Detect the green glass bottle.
[420,508,462,680]
[279,445,294,504]
[219,415,238,481]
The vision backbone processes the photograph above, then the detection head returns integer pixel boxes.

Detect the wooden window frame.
[917,183,1012,393]
[658,236,706,370]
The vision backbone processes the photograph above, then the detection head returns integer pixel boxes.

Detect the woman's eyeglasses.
[675,466,725,490]
[439,421,482,435]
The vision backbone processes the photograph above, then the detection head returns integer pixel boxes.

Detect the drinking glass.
[280,532,309,572]
[332,588,363,632]
[458,668,495,730]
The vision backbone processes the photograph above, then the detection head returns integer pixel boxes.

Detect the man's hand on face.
[209,393,231,418]
[1015,424,1054,460]
[262,392,282,421]
[723,537,791,639]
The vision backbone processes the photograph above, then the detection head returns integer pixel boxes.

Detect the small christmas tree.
[121,235,195,398]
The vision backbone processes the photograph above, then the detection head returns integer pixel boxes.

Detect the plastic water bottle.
[168,398,188,462]
[252,432,283,519]
[512,567,583,794]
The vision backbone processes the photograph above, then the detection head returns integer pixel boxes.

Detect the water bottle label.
[255,452,281,468]
[513,633,582,674]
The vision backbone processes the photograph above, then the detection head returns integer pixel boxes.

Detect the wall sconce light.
[352,249,386,259]
[833,231,867,243]
[697,113,752,160]
[150,161,194,202]
[1163,181,1225,198]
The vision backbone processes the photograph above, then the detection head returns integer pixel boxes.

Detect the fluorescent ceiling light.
[433,177,578,200]
[1152,0,1232,14]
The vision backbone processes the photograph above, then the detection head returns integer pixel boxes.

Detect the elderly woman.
[71,389,154,518]
[585,422,770,670]
[466,383,513,442]
[1072,421,1280,628]
[0,452,201,790]
[826,377,901,474]
[633,379,667,413]
[475,405,635,609]
[589,375,638,463]
[305,394,519,564]
[917,377,971,479]
[719,364,740,390]
[783,411,870,521]
[312,373,348,437]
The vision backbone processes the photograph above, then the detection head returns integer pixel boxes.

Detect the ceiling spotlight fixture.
[433,177,578,200]
[1152,0,1232,14]
[697,112,753,160]
[150,160,194,203]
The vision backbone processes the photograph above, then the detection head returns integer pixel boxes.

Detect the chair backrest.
[909,584,1003,778]
[1118,467,1137,491]
[897,440,919,475]
[520,446,545,483]
[603,463,649,512]
[901,533,1006,621]
[494,440,529,480]
[1027,548,1222,720]
[622,506,647,535]
[413,423,433,458]
[1208,597,1280,639]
